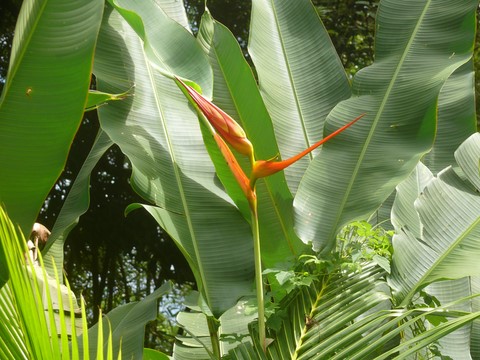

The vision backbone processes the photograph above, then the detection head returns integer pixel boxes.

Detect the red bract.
[176,77,255,161]
[176,77,363,204]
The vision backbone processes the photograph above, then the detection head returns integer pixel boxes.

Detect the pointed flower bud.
[213,133,257,210]
[251,114,365,184]
[176,77,255,161]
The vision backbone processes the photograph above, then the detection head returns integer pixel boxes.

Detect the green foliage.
[0,0,104,236]
[1,0,480,358]
[336,221,393,273]
[0,206,171,359]
[390,134,480,306]
[294,0,477,253]
[262,220,392,309]
[0,206,102,359]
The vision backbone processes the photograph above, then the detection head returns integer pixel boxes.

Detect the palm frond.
[0,206,113,359]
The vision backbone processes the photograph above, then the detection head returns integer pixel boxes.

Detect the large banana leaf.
[455,132,480,190]
[390,133,480,306]
[417,55,477,358]
[107,0,212,96]
[0,0,104,236]
[171,295,256,359]
[93,4,254,316]
[42,130,113,279]
[379,58,476,229]
[153,0,190,30]
[294,0,477,252]
[376,58,477,229]
[195,10,306,268]
[472,276,480,358]
[78,282,172,360]
[249,0,351,194]
[390,162,433,240]
[423,60,477,174]
[425,278,473,359]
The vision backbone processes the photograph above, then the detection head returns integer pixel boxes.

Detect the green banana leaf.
[423,60,477,174]
[455,132,480,189]
[375,58,477,229]
[143,348,172,360]
[390,133,480,306]
[0,0,104,236]
[390,162,433,240]
[147,0,190,30]
[195,10,307,268]
[42,130,113,279]
[93,4,254,317]
[418,55,477,357]
[424,113,480,359]
[294,0,477,253]
[249,0,351,194]
[171,294,255,359]
[107,0,212,96]
[425,278,473,359]
[472,276,480,358]
[78,282,172,360]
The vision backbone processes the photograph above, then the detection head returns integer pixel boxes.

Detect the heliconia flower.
[213,132,257,210]
[176,77,255,161]
[250,114,365,185]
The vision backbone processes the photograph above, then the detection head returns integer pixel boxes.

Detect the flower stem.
[207,316,221,359]
[251,204,266,352]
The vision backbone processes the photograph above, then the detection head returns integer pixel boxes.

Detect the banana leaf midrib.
[325,0,433,242]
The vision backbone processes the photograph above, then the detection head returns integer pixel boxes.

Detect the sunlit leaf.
[390,134,480,305]
[0,0,104,235]
[42,130,113,280]
[294,0,477,253]
[94,4,254,316]
[196,10,308,265]
[249,0,351,193]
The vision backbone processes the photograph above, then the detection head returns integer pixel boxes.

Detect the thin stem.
[251,204,266,352]
[207,316,221,359]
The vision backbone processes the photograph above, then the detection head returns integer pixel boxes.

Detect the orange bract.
[213,133,257,210]
[251,114,365,184]
[176,77,363,204]
[176,77,255,160]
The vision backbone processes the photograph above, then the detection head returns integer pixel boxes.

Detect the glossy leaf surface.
[196,10,306,267]
[390,134,480,305]
[249,0,351,193]
[294,0,477,252]
[423,60,477,174]
[0,0,104,235]
[42,130,114,279]
[94,5,254,316]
